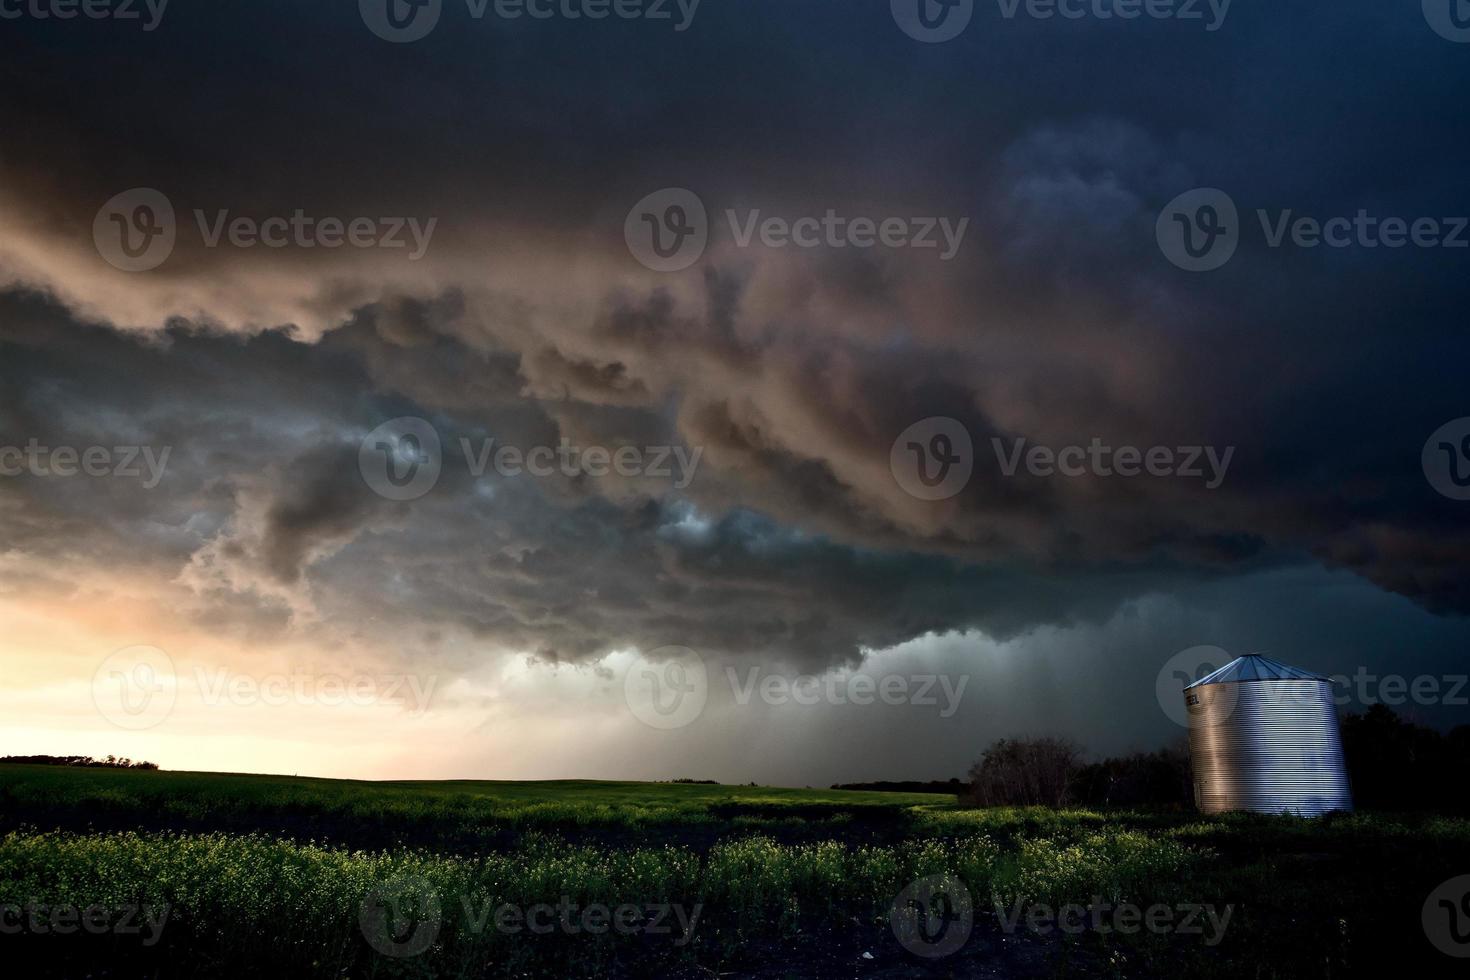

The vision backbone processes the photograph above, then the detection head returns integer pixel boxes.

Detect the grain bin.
[1184,654,1352,817]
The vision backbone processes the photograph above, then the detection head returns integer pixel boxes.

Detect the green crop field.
[1,764,1463,978]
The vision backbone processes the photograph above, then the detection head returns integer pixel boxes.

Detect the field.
[0,765,1463,978]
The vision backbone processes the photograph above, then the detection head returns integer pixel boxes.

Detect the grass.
[1,764,1466,977]
[0,826,1194,977]
[0,765,946,850]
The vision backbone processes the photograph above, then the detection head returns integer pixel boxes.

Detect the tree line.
[0,755,158,770]
[960,705,1470,812]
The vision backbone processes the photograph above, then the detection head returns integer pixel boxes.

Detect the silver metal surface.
[1185,656,1352,817]
[1186,653,1329,687]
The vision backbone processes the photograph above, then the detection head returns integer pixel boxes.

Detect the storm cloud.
[1,1,1468,778]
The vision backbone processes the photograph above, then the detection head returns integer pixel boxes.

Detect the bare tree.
[965,737,1082,807]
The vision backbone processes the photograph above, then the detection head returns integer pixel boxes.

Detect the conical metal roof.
[1184,653,1330,689]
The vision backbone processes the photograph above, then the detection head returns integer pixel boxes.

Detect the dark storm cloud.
[0,289,1223,669]
[1,0,1469,679]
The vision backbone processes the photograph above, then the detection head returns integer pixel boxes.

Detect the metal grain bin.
[1184,654,1352,817]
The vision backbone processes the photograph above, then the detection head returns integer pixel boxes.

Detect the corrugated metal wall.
[1186,679,1353,817]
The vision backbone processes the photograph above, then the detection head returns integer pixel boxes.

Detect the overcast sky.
[2,1,1468,783]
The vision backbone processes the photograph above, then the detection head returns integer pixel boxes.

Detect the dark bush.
[0,755,158,770]
[1071,742,1192,809]
[1341,704,1470,812]
[963,737,1081,807]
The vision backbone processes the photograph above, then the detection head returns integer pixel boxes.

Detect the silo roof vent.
[1184,653,1330,689]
